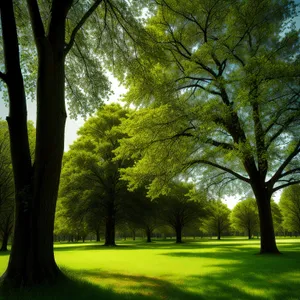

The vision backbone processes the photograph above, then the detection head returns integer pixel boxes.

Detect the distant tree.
[231,198,259,239]
[122,187,161,243]
[271,200,283,235]
[202,200,231,240]
[59,104,132,246]
[159,182,207,243]
[279,185,300,234]
[0,122,14,251]
[0,121,35,251]
[116,0,300,254]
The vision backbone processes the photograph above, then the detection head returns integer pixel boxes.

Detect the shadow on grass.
[158,244,300,299]
[66,268,267,300]
[0,268,203,300]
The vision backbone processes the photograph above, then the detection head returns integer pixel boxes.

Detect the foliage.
[57,104,132,243]
[201,200,231,239]
[231,198,259,238]
[116,0,300,199]
[279,185,300,232]
[158,181,207,241]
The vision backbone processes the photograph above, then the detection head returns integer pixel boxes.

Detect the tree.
[116,0,300,254]
[159,182,206,243]
[279,185,300,234]
[59,104,132,246]
[0,0,145,286]
[271,200,283,235]
[231,198,259,239]
[201,200,231,240]
[0,122,14,252]
[0,121,35,252]
[122,187,161,243]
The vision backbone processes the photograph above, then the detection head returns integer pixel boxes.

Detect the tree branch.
[268,140,300,187]
[272,179,300,193]
[64,0,103,56]
[26,0,45,49]
[205,138,234,150]
[186,159,250,183]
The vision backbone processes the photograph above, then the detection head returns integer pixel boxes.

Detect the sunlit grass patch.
[0,238,300,299]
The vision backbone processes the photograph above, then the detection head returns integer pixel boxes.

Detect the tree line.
[52,104,300,245]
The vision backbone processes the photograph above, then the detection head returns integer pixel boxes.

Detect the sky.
[0,6,299,209]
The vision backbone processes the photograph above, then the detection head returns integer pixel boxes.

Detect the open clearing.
[1,238,300,299]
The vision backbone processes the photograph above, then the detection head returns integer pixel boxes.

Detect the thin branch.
[64,0,103,56]
[279,168,300,179]
[186,159,250,183]
[268,140,300,187]
[272,179,300,193]
[205,138,234,150]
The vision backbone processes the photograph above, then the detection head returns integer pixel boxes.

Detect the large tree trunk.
[0,0,72,287]
[248,228,251,240]
[256,191,279,254]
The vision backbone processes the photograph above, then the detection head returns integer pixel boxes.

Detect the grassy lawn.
[0,238,300,299]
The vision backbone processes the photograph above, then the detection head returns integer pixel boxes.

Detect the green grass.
[1,238,300,299]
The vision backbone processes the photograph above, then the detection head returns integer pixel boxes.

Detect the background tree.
[279,185,300,234]
[0,122,14,252]
[159,182,207,243]
[122,187,161,243]
[201,200,231,240]
[271,200,283,236]
[0,121,35,252]
[59,104,132,246]
[231,198,259,239]
[116,0,300,254]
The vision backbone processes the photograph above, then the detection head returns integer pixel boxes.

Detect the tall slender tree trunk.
[248,228,251,240]
[175,225,182,243]
[105,201,116,246]
[217,221,221,240]
[0,0,72,287]
[132,228,136,241]
[95,229,100,242]
[146,228,152,243]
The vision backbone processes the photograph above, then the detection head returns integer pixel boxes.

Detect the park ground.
[0,238,300,299]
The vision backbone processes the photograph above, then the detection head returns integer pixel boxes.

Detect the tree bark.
[248,228,251,240]
[256,191,279,254]
[0,0,72,287]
